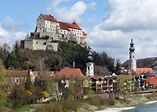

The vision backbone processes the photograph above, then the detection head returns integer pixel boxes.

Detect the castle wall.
[24,39,33,49]
[32,39,46,50]
[22,39,58,51]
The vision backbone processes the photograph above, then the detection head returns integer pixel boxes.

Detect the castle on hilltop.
[21,14,88,51]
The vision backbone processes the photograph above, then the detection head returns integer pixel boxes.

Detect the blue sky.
[1,0,157,63]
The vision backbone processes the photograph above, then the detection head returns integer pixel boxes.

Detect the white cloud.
[47,0,95,23]
[88,2,96,10]
[88,0,157,62]
[88,15,95,24]
[0,26,27,47]
[47,0,87,22]
[1,16,28,31]
[0,17,27,47]
[101,0,157,31]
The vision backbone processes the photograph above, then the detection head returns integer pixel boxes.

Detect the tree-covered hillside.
[0,41,117,75]
[0,43,70,71]
[58,41,115,74]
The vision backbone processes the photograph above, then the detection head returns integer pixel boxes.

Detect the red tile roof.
[41,14,57,22]
[90,76,116,81]
[146,76,157,87]
[6,70,54,77]
[59,22,69,30]
[91,76,105,80]
[83,31,87,36]
[33,71,55,77]
[58,21,81,30]
[6,70,28,77]
[135,68,153,75]
[71,21,81,30]
[56,67,83,77]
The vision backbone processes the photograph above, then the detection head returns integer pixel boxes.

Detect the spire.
[129,39,137,72]
[129,39,135,52]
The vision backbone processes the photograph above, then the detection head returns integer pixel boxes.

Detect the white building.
[129,39,137,71]
[34,14,87,46]
[86,51,94,77]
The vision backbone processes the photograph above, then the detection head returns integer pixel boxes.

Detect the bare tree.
[35,56,45,75]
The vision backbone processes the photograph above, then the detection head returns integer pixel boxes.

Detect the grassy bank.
[4,92,157,112]
[111,92,157,108]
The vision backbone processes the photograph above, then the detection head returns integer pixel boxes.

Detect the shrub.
[61,100,81,111]
[145,92,157,100]
[103,98,115,106]
[84,95,101,107]
[12,102,23,108]
[35,102,61,112]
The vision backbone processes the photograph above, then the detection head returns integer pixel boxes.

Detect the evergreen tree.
[115,59,122,75]
[25,70,32,90]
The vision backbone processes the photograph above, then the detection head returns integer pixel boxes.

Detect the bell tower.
[86,50,94,76]
[129,39,137,71]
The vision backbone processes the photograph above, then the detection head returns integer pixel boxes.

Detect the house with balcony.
[90,76,117,93]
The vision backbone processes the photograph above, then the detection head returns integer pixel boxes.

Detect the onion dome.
[87,51,93,62]
[129,39,135,51]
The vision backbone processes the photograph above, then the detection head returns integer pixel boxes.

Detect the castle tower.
[86,51,94,76]
[129,39,137,71]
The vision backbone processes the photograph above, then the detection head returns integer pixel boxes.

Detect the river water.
[122,101,157,112]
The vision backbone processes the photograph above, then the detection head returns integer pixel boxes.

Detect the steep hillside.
[4,48,70,71]
[58,41,115,74]
[58,41,88,72]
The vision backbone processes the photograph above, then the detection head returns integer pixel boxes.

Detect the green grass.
[35,102,62,112]
[4,105,34,112]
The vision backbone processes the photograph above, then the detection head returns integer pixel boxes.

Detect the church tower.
[86,51,94,77]
[129,39,137,71]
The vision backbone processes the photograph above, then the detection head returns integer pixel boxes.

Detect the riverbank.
[96,107,135,112]
[96,99,157,112]
[95,95,157,112]
[5,92,157,112]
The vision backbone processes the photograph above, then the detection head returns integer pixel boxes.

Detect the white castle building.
[35,14,87,46]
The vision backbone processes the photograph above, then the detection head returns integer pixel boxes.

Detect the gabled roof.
[146,76,157,86]
[56,67,83,77]
[83,31,87,36]
[135,68,153,75]
[41,14,57,22]
[59,22,69,30]
[90,75,116,81]
[6,70,28,77]
[58,21,82,30]
[91,76,105,80]
[6,70,54,77]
